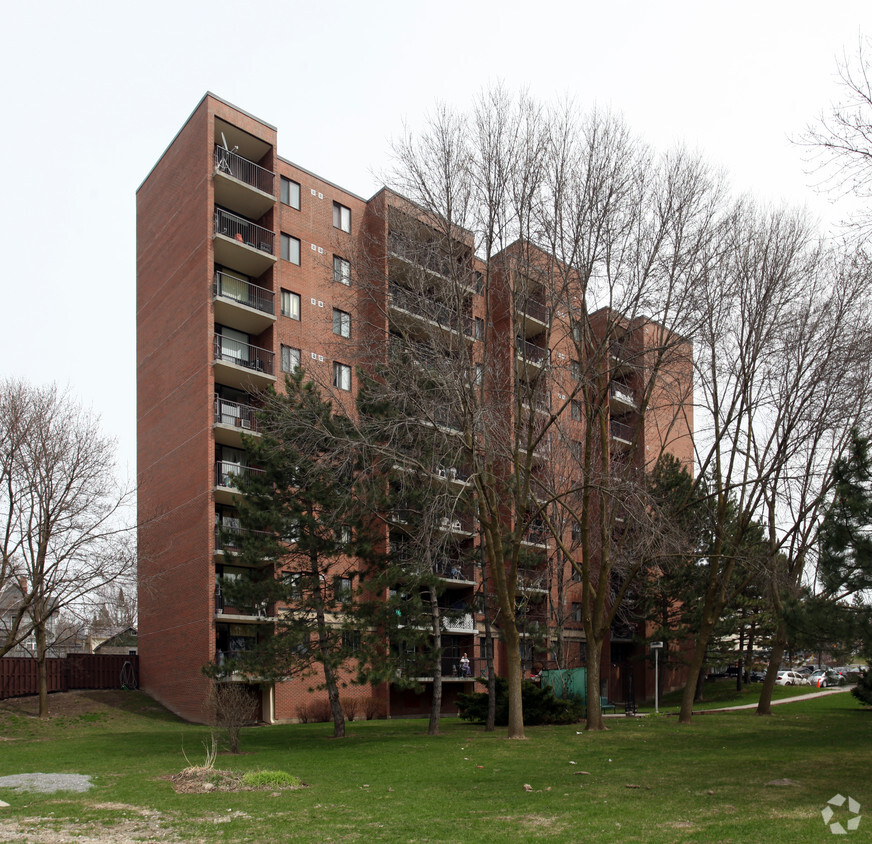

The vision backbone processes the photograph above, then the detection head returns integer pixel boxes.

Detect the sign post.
[650,641,664,714]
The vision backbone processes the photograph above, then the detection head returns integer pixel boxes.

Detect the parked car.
[809,670,846,688]
[775,670,807,686]
[748,670,766,683]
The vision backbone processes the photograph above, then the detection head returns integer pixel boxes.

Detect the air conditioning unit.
[236,417,251,429]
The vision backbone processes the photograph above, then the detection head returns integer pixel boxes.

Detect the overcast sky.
[0,0,868,486]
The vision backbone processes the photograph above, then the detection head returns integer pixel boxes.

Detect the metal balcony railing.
[387,233,466,280]
[609,384,636,407]
[517,338,549,365]
[389,284,474,336]
[214,208,275,255]
[437,514,476,534]
[433,557,475,581]
[213,271,275,315]
[522,298,550,325]
[440,611,476,632]
[213,334,275,375]
[214,146,275,196]
[610,419,634,442]
[214,461,265,489]
[214,396,260,432]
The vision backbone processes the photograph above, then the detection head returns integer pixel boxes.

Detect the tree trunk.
[428,586,442,736]
[584,645,605,731]
[502,622,525,739]
[756,622,788,716]
[37,620,48,719]
[481,579,497,732]
[679,616,718,723]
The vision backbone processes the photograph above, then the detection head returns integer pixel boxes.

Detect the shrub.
[207,684,259,754]
[241,770,302,789]
[341,696,359,722]
[307,699,332,723]
[851,668,872,706]
[361,697,386,720]
[456,677,584,725]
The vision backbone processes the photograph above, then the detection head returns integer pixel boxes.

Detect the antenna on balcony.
[220,132,239,154]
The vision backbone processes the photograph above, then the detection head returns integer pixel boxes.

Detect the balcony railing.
[213,271,275,315]
[389,284,474,336]
[215,461,265,489]
[610,419,634,442]
[433,557,475,581]
[522,298,550,325]
[438,514,476,534]
[516,338,549,366]
[214,208,275,255]
[213,334,275,375]
[523,524,549,546]
[388,232,467,280]
[395,655,484,681]
[214,146,275,196]
[440,611,476,632]
[435,464,470,483]
[214,396,259,432]
[609,384,636,408]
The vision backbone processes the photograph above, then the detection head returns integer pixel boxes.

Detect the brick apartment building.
[137,93,693,724]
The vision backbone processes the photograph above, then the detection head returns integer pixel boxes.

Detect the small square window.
[333,308,351,338]
[281,345,300,373]
[280,177,301,210]
[333,361,351,391]
[333,202,351,233]
[281,289,301,320]
[333,255,351,285]
[571,400,581,421]
[281,233,301,265]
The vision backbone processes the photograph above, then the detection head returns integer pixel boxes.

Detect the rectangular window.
[571,602,582,623]
[571,440,582,461]
[475,364,483,386]
[280,289,301,320]
[571,522,582,542]
[333,308,351,338]
[333,255,351,285]
[281,233,301,265]
[280,345,300,373]
[333,202,351,232]
[342,629,361,652]
[280,176,301,209]
[570,359,581,380]
[333,362,351,391]
[571,400,581,421]
[571,322,581,344]
[334,576,353,601]
[474,317,484,340]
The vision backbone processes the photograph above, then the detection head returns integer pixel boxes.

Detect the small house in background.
[92,627,138,656]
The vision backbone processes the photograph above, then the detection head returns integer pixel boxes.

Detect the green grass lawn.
[0,688,868,842]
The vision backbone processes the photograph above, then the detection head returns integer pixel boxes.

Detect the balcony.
[520,297,550,338]
[213,208,276,277]
[610,341,636,375]
[213,146,276,219]
[522,523,549,548]
[433,557,475,582]
[213,333,275,391]
[212,271,275,335]
[609,383,636,414]
[214,461,266,504]
[516,338,549,378]
[214,395,260,447]
[397,655,484,683]
[387,233,472,284]
[440,611,476,633]
[388,284,474,341]
[438,514,476,536]
[435,464,471,486]
[609,419,634,450]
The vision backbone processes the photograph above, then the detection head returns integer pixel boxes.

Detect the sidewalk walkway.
[701,685,854,713]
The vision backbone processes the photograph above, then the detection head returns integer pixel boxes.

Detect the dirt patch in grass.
[167,767,307,794]
[0,690,149,721]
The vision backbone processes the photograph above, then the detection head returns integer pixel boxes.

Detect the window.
[333,308,351,338]
[333,362,351,391]
[572,521,582,542]
[281,345,300,373]
[571,322,581,344]
[571,602,582,623]
[336,525,352,545]
[570,359,581,380]
[334,576,353,601]
[570,440,582,461]
[342,629,361,652]
[474,364,483,386]
[281,233,301,265]
[474,317,484,340]
[571,400,581,421]
[280,177,301,209]
[333,255,351,285]
[280,289,300,320]
[333,202,351,232]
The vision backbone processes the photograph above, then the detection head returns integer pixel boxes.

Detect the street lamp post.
[651,641,664,714]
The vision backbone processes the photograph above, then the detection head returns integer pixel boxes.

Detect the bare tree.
[676,207,872,723]
[350,92,713,736]
[0,380,133,716]
[800,35,872,243]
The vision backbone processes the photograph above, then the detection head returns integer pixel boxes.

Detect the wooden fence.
[0,654,139,700]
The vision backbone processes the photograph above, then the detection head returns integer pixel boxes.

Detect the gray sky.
[1,0,868,485]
